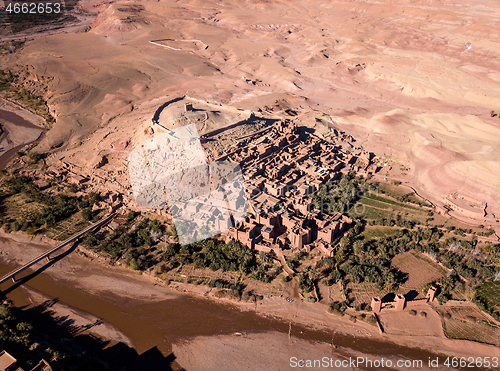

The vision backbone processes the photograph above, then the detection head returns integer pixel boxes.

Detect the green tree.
[128,258,142,271]
[353,240,365,256]
[86,192,99,206]
[126,210,136,224]
[170,225,178,238]
[67,183,78,193]
[16,322,32,333]
[82,207,93,221]
[329,270,341,284]
[27,151,40,163]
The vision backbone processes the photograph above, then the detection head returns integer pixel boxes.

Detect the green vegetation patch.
[44,211,91,241]
[0,176,97,236]
[374,182,432,208]
[475,282,500,313]
[310,172,374,216]
[362,226,398,240]
[442,318,500,346]
[362,192,420,210]
[392,251,446,296]
[350,198,429,223]
[85,219,283,285]
[0,69,54,125]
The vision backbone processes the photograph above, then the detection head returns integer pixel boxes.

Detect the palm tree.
[309,268,319,281]
[353,240,364,256]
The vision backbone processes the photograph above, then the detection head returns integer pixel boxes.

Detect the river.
[0,255,463,371]
[0,108,44,169]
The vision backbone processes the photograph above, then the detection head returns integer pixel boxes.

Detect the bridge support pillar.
[11,276,17,283]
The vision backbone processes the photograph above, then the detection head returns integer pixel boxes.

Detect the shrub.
[126,211,136,224]
[67,183,78,193]
[170,225,178,238]
[366,315,377,325]
[282,274,293,283]
[82,207,93,221]
[128,258,142,271]
[27,151,40,163]
[86,192,99,206]
[214,290,226,298]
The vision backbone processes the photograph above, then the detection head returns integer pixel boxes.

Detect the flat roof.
[0,351,16,369]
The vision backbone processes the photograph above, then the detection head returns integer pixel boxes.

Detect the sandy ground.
[1,0,500,221]
[0,98,44,158]
[0,231,498,368]
[172,331,480,371]
[1,2,500,366]
[198,287,500,360]
[173,332,352,371]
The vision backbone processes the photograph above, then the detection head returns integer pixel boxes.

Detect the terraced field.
[476,282,500,313]
[392,251,447,298]
[440,306,500,346]
[350,192,430,222]
[347,282,385,307]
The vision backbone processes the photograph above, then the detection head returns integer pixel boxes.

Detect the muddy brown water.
[0,108,44,169]
[0,259,468,370]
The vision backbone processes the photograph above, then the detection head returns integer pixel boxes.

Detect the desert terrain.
[1,0,500,224]
[1,0,500,369]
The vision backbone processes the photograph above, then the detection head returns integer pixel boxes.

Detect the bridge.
[0,213,115,285]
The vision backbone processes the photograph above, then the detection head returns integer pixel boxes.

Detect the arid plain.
[2,0,500,222]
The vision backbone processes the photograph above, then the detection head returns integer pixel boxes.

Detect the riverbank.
[24,287,135,349]
[0,229,498,370]
[0,98,44,169]
[0,98,45,129]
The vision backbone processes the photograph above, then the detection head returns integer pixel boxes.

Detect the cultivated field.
[392,251,447,297]
[44,212,91,241]
[440,306,500,346]
[476,282,500,313]
[362,225,398,240]
[352,192,430,223]
[163,264,285,298]
[318,281,344,304]
[347,282,385,307]
[1,192,43,221]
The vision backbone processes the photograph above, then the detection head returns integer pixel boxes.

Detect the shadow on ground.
[0,296,178,371]
[0,247,179,370]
